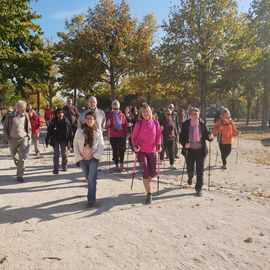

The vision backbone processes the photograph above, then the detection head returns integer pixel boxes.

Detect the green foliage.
[57,0,157,100]
[0,0,51,94]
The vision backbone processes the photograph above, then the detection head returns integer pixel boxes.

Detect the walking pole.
[130,154,138,191]
[157,152,161,195]
[236,135,240,164]
[208,140,212,191]
[215,131,221,166]
[108,129,111,170]
[42,137,46,151]
[126,138,129,170]
[180,148,188,188]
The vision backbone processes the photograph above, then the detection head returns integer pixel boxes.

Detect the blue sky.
[31,0,253,42]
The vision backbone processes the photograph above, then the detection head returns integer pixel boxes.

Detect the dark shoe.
[62,167,67,171]
[16,177,24,182]
[196,190,202,197]
[145,193,152,204]
[86,201,101,208]
[188,178,192,185]
[53,170,59,174]
[175,155,180,159]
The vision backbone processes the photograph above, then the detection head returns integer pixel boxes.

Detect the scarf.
[190,120,201,142]
[113,111,123,131]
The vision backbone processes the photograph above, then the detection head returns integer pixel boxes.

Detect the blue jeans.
[80,158,99,205]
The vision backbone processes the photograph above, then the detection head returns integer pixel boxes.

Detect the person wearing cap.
[45,107,72,174]
[27,106,44,157]
[79,96,105,130]
[106,100,128,172]
[3,100,31,182]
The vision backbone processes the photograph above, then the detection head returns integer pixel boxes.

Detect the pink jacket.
[131,119,161,153]
[106,111,128,138]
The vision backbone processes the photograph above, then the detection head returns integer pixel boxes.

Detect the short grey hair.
[111,99,120,109]
[88,96,97,103]
[16,100,27,108]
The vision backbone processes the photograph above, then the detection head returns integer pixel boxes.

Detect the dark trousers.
[160,138,175,165]
[53,141,68,171]
[186,148,205,192]
[110,137,126,165]
[219,143,232,166]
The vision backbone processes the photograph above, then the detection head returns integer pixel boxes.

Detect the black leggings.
[110,137,126,165]
[160,139,175,165]
[219,144,232,166]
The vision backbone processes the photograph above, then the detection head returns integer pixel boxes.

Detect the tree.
[0,0,49,94]
[251,0,270,128]
[162,0,238,120]
[57,0,157,101]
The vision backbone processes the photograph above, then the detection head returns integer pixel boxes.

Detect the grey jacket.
[3,111,31,143]
[79,108,105,130]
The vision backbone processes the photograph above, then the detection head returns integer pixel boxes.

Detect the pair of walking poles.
[130,152,161,195]
[214,135,240,166]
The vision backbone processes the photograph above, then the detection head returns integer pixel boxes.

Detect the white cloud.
[49,8,87,20]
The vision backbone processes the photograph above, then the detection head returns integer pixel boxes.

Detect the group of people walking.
[2,97,239,206]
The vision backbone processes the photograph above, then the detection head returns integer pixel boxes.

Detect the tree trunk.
[199,65,207,122]
[110,65,116,100]
[73,89,77,106]
[262,57,270,128]
[37,90,40,112]
[231,100,235,119]
[255,97,259,120]
[246,98,251,125]
[236,100,240,122]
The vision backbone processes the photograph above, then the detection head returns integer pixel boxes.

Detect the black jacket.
[179,118,212,157]
[45,117,72,146]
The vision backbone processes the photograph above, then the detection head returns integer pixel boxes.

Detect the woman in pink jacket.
[131,103,162,204]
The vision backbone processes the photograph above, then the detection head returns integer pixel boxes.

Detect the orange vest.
[213,118,238,144]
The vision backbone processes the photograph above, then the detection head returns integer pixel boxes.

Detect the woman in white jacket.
[73,111,104,207]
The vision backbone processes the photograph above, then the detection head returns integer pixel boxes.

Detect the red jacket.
[106,111,128,138]
[30,113,44,135]
[45,107,53,120]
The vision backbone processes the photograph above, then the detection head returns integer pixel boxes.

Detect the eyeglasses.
[113,108,119,110]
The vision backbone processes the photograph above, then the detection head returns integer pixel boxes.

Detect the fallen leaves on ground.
[251,191,270,199]
[0,256,7,264]
[244,237,253,243]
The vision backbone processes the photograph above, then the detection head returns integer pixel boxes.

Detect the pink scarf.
[190,120,201,142]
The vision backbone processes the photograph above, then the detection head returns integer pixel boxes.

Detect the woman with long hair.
[213,108,239,169]
[73,111,105,207]
[131,103,162,204]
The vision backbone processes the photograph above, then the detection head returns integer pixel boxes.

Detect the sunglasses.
[113,108,119,110]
